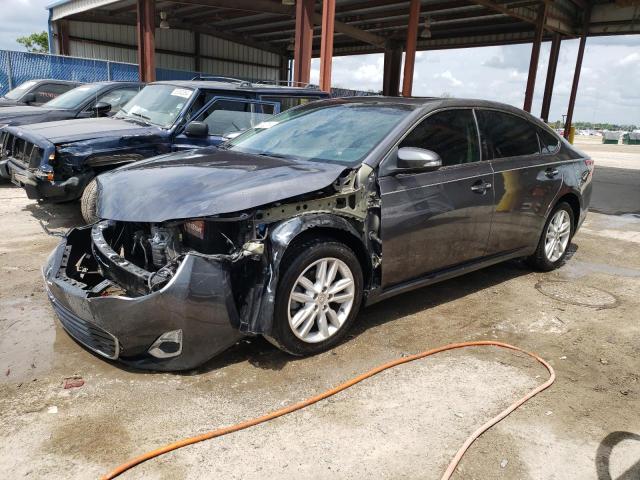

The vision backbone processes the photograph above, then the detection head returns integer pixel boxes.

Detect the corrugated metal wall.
[67,21,281,80]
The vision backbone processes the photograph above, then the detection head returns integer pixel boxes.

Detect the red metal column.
[137,0,156,83]
[293,0,314,85]
[56,20,70,56]
[319,0,336,93]
[540,33,561,123]
[523,3,547,112]
[402,0,421,97]
[564,7,591,139]
[383,42,402,96]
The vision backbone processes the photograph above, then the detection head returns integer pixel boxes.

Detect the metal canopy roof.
[51,0,640,57]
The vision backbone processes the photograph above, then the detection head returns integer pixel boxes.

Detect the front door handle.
[545,167,560,178]
[471,181,492,193]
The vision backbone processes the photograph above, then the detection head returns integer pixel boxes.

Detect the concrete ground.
[1,138,639,479]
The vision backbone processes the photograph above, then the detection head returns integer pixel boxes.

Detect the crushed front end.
[43,217,263,370]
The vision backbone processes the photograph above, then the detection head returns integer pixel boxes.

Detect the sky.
[2,0,639,125]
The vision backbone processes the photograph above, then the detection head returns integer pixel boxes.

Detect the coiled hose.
[102,340,555,480]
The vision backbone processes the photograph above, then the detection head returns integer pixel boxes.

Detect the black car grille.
[0,131,44,168]
[50,296,119,360]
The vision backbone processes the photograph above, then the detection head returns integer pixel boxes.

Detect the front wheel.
[267,238,363,356]
[80,177,99,224]
[527,202,574,271]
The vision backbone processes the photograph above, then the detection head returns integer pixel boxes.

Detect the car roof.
[32,79,82,85]
[83,81,145,87]
[151,79,330,96]
[306,96,552,128]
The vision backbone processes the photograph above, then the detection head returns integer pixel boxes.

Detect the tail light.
[584,158,594,171]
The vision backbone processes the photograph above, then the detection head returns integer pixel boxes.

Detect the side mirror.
[184,121,209,137]
[396,147,442,172]
[22,92,36,104]
[91,101,112,116]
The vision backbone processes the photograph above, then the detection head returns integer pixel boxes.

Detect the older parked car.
[1,79,328,222]
[0,79,80,107]
[43,97,593,370]
[0,81,143,128]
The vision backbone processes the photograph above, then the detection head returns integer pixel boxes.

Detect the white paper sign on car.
[171,88,192,99]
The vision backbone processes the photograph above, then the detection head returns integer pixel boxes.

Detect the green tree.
[16,31,49,53]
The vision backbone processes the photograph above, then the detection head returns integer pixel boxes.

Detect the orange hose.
[101,341,555,480]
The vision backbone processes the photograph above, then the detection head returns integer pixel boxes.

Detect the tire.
[527,201,574,271]
[266,237,363,356]
[80,177,99,224]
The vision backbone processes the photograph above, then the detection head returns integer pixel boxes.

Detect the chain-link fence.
[1,49,377,97]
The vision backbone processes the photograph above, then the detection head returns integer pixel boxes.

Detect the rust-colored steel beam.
[540,33,561,122]
[402,0,421,97]
[564,6,591,140]
[293,0,314,85]
[56,20,70,56]
[137,0,156,82]
[319,0,336,92]
[523,3,546,112]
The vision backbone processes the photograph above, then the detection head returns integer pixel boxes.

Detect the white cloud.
[434,70,462,87]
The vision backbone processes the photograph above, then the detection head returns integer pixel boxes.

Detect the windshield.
[44,83,103,109]
[115,84,194,128]
[3,80,38,100]
[226,102,411,166]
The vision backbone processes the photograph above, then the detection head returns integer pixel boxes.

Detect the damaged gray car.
[43,97,593,370]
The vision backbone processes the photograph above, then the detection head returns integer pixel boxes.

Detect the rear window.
[475,110,540,159]
[3,80,38,100]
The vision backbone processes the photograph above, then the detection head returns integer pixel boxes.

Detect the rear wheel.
[267,238,363,356]
[80,177,99,224]
[527,202,574,271]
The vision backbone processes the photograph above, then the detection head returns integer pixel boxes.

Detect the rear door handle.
[471,181,492,193]
[545,167,560,178]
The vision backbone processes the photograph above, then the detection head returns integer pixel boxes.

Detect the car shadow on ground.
[24,200,84,230]
[189,256,544,376]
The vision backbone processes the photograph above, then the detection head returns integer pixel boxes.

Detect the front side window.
[399,109,480,167]
[44,84,105,110]
[116,84,195,128]
[196,99,274,136]
[261,96,321,112]
[91,88,140,113]
[226,102,412,166]
[476,110,540,159]
[3,80,38,100]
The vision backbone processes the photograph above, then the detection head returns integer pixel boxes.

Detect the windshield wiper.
[131,111,152,122]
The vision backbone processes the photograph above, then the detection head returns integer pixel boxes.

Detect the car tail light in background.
[184,220,205,240]
[584,158,594,171]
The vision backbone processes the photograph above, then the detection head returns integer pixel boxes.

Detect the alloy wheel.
[545,209,571,262]
[287,257,355,343]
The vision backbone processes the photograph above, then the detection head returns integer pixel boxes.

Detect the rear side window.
[538,128,560,154]
[399,109,480,167]
[262,96,321,112]
[476,110,539,159]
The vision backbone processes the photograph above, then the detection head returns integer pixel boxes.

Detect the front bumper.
[43,227,245,371]
[6,159,91,202]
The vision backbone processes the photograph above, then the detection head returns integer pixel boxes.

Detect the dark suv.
[0,81,143,128]
[1,78,329,222]
[0,79,80,107]
[43,97,593,370]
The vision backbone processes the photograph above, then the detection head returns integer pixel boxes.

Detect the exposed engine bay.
[56,165,381,338]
